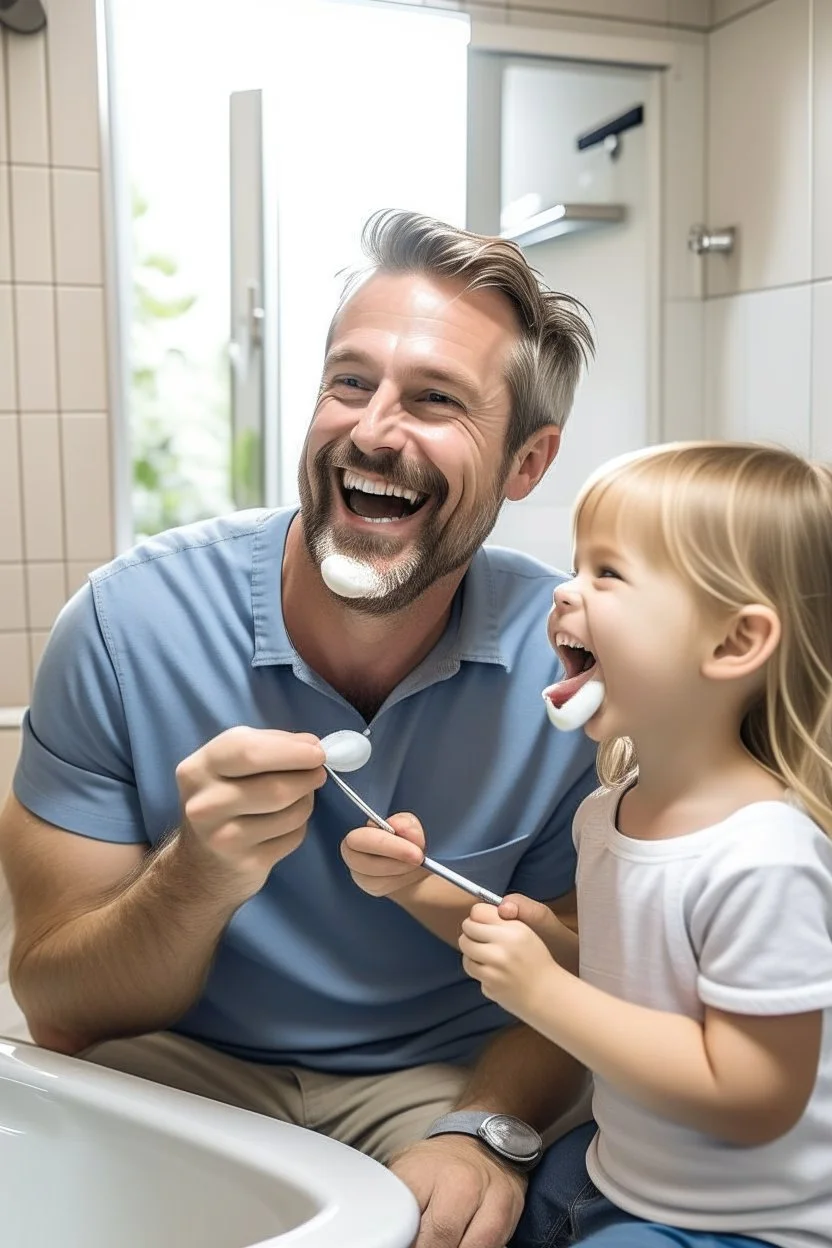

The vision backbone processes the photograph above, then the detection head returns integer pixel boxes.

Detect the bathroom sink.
[0,1039,420,1247]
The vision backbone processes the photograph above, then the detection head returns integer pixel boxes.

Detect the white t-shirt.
[575,786,832,1248]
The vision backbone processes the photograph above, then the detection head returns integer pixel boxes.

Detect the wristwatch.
[425,1111,543,1172]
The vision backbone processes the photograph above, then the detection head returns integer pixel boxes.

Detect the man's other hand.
[388,1135,526,1248]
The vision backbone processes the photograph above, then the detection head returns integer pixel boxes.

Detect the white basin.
[0,1039,420,1247]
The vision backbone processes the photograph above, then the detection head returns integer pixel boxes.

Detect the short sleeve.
[13,583,148,843]
[507,760,598,901]
[691,845,832,1016]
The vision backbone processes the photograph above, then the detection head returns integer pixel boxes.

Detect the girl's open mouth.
[545,632,600,709]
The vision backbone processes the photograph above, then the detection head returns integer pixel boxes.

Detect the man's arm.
[0,729,327,1052]
[388,1023,587,1248]
[0,797,241,1051]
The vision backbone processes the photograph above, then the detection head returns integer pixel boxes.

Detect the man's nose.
[350,381,408,457]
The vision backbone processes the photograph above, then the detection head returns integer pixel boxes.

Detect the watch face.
[479,1114,541,1161]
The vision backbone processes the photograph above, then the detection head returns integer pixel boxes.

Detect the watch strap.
[425,1111,542,1172]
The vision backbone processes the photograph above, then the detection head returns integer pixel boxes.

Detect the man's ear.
[701,605,781,683]
[504,426,561,502]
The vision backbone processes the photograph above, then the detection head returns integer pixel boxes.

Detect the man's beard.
[297,440,509,616]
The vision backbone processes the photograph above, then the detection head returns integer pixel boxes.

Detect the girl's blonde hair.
[574,442,832,835]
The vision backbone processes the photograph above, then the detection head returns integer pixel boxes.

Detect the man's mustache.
[316,443,449,506]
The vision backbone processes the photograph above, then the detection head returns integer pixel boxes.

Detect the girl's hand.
[498,893,567,960]
[340,812,428,898]
[459,903,560,1018]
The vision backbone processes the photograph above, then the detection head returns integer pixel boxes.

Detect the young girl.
[459,441,832,1248]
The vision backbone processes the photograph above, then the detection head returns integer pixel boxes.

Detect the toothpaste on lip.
[542,678,605,732]
[320,553,383,599]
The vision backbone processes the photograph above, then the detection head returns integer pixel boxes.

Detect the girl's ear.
[702,605,781,682]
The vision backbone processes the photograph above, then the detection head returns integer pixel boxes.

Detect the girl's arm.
[526,969,820,1146]
[459,907,821,1147]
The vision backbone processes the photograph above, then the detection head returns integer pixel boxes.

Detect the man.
[0,211,596,1248]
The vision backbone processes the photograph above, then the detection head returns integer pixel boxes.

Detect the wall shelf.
[501,203,625,247]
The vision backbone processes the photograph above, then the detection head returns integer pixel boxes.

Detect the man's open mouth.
[339,469,429,523]
[546,631,599,709]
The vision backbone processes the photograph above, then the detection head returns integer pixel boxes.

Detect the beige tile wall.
[704,0,832,461]
[0,0,112,722]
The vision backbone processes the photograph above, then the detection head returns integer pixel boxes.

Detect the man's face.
[298,270,522,614]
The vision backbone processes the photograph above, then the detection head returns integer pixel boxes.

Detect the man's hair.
[329,209,595,458]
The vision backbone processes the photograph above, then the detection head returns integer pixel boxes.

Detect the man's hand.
[459,903,560,1019]
[389,1135,526,1248]
[497,894,569,961]
[175,726,327,901]
[340,811,429,898]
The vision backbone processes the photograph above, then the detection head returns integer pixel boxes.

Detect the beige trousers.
[85,1031,471,1163]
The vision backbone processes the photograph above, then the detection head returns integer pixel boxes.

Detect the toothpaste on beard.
[320,552,384,599]
[542,678,605,732]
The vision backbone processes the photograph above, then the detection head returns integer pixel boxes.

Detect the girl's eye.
[597,567,622,580]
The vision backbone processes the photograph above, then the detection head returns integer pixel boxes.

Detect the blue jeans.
[509,1121,770,1248]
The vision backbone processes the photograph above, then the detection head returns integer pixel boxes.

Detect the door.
[468,51,658,572]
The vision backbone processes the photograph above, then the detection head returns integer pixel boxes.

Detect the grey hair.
[329,209,595,457]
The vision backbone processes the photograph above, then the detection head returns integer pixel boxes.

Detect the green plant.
[130,190,231,537]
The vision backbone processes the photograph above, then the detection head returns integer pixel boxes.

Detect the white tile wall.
[703,0,831,466]
[814,0,832,280]
[705,286,812,450]
[707,0,812,296]
[811,281,832,460]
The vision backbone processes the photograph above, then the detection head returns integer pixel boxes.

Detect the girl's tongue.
[541,641,605,732]
[545,661,597,709]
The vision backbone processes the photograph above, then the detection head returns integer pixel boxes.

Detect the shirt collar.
[250,507,508,670]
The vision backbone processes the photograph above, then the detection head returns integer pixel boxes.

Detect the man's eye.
[337,376,367,389]
[425,391,459,407]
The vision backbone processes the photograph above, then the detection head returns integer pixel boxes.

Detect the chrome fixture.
[688,224,736,255]
[0,0,46,34]
[502,202,625,248]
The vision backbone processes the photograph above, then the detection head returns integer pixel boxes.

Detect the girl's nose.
[553,578,578,609]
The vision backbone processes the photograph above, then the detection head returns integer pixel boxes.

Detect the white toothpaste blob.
[320,553,383,599]
[320,729,372,773]
[542,679,606,732]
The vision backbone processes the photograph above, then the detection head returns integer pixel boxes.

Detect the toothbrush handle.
[323,765,503,906]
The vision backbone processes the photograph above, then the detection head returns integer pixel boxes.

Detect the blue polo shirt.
[15,507,597,1073]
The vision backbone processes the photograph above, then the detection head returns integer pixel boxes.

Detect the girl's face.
[546,494,716,744]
